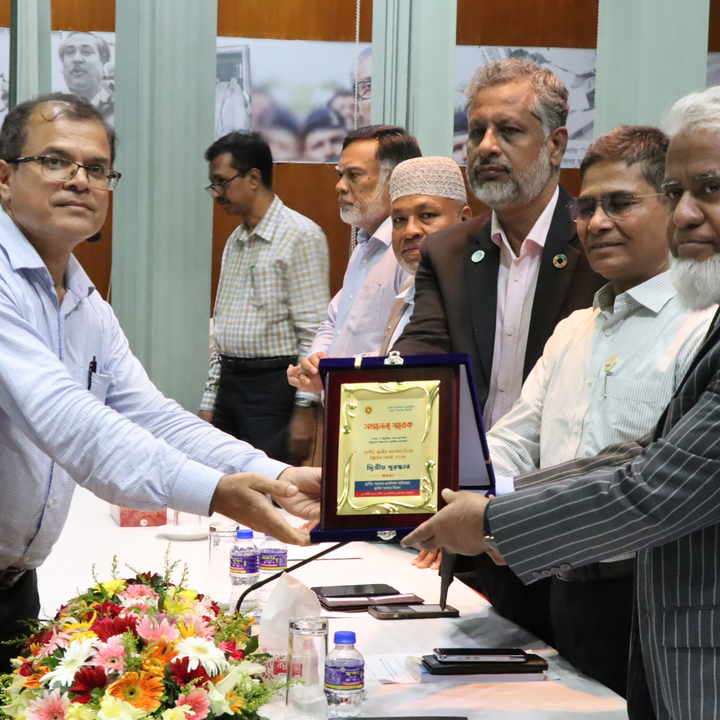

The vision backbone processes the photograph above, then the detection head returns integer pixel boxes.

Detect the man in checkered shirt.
[200,131,330,465]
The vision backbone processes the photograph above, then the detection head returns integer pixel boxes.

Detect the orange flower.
[108,671,164,711]
[142,641,177,675]
[226,692,245,713]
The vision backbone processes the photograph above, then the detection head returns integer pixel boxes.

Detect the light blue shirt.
[308,217,410,357]
[0,207,287,571]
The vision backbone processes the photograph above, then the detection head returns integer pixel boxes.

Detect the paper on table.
[288,542,363,561]
[493,475,515,495]
[366,654,419,684]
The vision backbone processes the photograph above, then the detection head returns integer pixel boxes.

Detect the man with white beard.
[393,58,604,644]
[287,125,420,390]
[403,84,720,720]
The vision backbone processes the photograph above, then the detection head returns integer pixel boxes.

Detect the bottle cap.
[333,631,356,644]
[236,529,253,539]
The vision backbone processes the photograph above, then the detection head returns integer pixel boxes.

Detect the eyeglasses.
[570,191,664,221]
[205,171,247,196]
[356,79,371,101]
[12,155,121,191]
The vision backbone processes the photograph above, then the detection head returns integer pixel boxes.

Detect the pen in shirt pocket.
[87,356,97,390]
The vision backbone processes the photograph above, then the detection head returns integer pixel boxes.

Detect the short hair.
[0,93,116,163]
[59,32,111,65]
[205,131,273,189]
[666,85,720,137]
[465,58,569,137]
[256,106,300,135]
[303,107,345,141]
[341,124,421,172]
[580,126,670,192]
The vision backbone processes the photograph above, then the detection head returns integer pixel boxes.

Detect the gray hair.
[59,32,111,65]
[666,85,720,136]
[465,57,568,138]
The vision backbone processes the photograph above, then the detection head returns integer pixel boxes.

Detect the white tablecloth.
[37,487,628,720]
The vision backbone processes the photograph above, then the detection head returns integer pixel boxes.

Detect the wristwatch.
[483,508,499,552]
[294,397,319,409]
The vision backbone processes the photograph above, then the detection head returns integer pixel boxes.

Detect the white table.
[37,487,628,720]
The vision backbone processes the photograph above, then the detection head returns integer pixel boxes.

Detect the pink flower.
[136,616,180,643]
[35,630,71,659]
[218,641,244,661]
[121,584,159,602]
[184,616,213,640]
[27,689,69,720]
[92,635,126,673]
[176,690,210,720]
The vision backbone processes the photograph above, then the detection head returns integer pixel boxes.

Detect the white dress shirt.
[484,187,559,427]
[487,271,715,478]
[309,217,410,357]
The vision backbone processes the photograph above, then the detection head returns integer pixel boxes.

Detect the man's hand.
[287,406,317,465]
[286,353,329,393]
[210,472,312,546]
[275,466,321,521]
[402,488,492,556]
[411,548,442,570]
[199,410,214,423]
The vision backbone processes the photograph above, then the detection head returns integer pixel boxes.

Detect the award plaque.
[311,353,494,543]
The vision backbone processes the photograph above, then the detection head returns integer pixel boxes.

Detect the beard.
[669,253,720,310]
[339,178,389,229]
[468,150,553,209]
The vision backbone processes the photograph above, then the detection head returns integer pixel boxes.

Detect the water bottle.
[258,535,288,605]
[229,529,258,608]
[324,631,364,718]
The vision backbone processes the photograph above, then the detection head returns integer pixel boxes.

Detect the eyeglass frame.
[10,155,121,191]
[205,169,250,196]
[569,191,665,222]
[355,79,371,101]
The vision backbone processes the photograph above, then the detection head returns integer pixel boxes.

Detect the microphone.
[87,232,102,243]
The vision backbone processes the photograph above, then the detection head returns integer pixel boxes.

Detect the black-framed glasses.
[12,155,121,191]
[205,171,247,196]
[570,191,664,221]
[356,79,371,101]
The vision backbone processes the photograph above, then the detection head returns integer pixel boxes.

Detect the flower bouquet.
[0,558,282,720]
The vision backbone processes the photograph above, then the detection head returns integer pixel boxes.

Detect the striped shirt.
[0,207,287,571]
[487,271,715,477]
[201,195,329,412]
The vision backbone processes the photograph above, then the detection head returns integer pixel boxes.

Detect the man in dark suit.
[394,57,603,644]
[403,85,720,720]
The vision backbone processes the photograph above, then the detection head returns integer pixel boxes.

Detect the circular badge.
[471,250,485,263]
[365,406,372,414]
[553,253,568,269]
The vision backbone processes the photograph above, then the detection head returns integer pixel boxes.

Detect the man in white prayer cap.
[379,156,472,355]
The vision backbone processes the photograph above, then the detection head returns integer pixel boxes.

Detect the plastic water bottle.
[257,535,288,606]
[229,529,258,608]
[324,631,364,718]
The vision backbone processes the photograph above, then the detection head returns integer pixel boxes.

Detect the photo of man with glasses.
[199,131,330,465]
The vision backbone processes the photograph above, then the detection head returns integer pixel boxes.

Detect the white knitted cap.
[390,156,467,204]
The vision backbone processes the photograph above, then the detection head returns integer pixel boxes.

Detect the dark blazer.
[394,185,604,408]
[491,311,720,718]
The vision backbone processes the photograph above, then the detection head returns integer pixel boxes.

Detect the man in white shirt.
[484,126,714,695]
[286,125,420,391]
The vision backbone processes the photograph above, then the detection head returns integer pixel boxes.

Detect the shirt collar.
[593,270,676,315]
[490,185,560,254]
[356,216,393,248]
[0,206,95,301]
[235,195,282,244]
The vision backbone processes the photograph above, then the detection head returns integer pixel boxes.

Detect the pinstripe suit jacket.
[490,310,720,719]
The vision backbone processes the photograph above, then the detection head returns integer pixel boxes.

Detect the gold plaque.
[335,380,440,515]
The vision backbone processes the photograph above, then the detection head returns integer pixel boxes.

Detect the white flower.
[1,687,40,718]
[161,706,191,720]
[96,694,144,720]
[42,638,96,688]
[173,637,228,676]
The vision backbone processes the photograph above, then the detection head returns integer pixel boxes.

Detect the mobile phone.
[319,593,423,609]
[368,603,459,619]
[433,648,528,663]
[312,584,398,598]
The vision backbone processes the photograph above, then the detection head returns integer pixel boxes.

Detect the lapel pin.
[553,253,568,269]
[605,354,618,372]
[471,250,485,263]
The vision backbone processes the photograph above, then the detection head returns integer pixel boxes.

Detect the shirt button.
[560,564,572,572]
[587,378,594,385]
[47,499,54,508]
[506,328,514,336]
[573,424,581,434]
[349,294,354,299]
[499,385,506,393]
[604,327,612,336]
[361,259,367,264]
[513,274,521,282]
